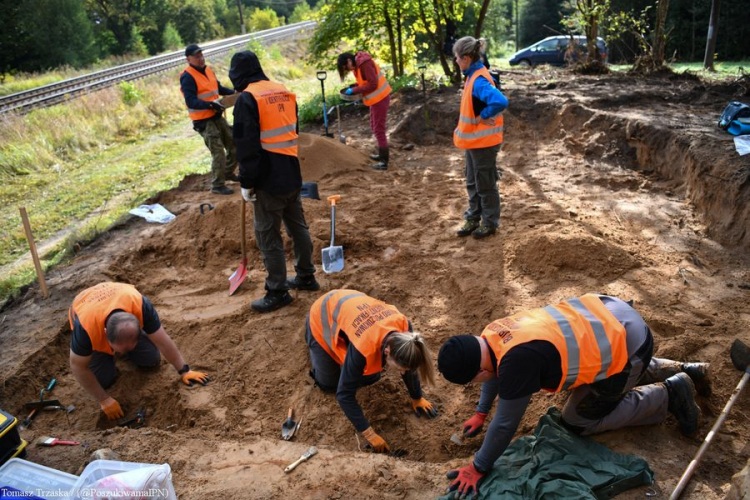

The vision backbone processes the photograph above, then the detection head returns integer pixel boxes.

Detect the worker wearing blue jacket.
[453,37,509,239]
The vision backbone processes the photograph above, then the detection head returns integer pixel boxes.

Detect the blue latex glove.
[345,88,354,95]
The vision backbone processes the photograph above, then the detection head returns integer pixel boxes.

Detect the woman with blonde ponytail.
[306,290,438,453]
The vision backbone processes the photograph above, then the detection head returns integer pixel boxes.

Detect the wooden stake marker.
[19,207,49,299]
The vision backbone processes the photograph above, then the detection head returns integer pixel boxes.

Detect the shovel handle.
[240,200,246,257]
[287,407,293,420]
[327,195,341,206]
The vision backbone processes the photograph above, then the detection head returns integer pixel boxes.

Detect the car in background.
[509,36,607,67]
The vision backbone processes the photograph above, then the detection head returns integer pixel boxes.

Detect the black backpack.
[718,101,750,130]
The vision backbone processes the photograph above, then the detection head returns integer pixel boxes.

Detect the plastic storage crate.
[0,458,77,499]
[73,460,176,499]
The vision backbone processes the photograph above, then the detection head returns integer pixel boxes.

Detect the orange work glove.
[362,427,390,453]
[181,370,210,387]
[412,398,438,418]
[99,397,124,420]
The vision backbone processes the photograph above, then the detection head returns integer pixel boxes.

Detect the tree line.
[1,0,747,77]
[1,0,315,76]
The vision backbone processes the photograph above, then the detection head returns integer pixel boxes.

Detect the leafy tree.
[290,1,314,23]
[520,0,568,47]
[162,22,184,51]
[127,25,149,56]
[16,0,96,71]
[247,7,283,31]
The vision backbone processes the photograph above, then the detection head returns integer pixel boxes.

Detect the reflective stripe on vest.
[354,63,391,107]
[181,66,220,121]
[453,66,504,149]
[68,282,145,355]
[481,294,628,392]
[244,80,299,157]
[309,290,410,375]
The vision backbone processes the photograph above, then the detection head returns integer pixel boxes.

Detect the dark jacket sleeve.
[336,343,371,432]
[141,296,162,334]
[473,394,532,472]
[351,59,379,95]
[233,92,263,189]
[402,370,422,400]
[180,71,212,111]
[217,79,234,96]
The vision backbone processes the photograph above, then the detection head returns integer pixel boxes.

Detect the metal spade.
[322,195,344,274]
[281,407,298,441]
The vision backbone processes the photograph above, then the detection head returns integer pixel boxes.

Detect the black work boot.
[369,151,381,160]
[211,185,234,195]
[456,219,480,237]
[664,372,700,436]
[372,147,389,171]
[682,362,711,396]
[287,275,320,291]
[251,291,293,313]
[472,224,497,239]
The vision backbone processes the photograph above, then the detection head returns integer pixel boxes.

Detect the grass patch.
[0,40,323,305]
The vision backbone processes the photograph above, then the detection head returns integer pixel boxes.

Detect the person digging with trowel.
[336,51,392,170]
[68,282,210,421]
[437,294,709,499]
[306,290,438,453]
[229,50,318,312]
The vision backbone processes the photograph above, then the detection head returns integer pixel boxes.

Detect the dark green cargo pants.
[197,117,237,188]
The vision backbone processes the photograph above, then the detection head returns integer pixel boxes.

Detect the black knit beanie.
[437,335,482,384]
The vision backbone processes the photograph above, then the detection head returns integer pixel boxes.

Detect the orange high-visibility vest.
[481,294,628,392]
[309,290,410,375]
[244,80,299,157]
[181,65,220,121]
[453,66,504,149]
[354,61,391,107]
[68,283,145,356]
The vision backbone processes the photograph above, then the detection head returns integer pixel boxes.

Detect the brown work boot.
[664,373,701,436]
[456,220,480,237]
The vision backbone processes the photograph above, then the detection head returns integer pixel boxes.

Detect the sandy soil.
[1,69,749,499]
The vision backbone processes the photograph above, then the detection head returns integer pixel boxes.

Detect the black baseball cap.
[185,44,203,57]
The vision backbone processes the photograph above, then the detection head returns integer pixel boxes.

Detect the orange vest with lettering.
[453,66,504,149]
[481,294,628,392]
[244,80,299,157]
[68,283,145,355]
[181,65,220,121]
[354,61,391,107]
[309,290,410,375]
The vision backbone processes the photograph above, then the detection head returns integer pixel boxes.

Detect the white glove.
[241,188,256,202]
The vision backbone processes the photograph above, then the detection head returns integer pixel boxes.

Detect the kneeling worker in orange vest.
[69,282,210,420]
[307,290,437,452]
[437,294,708,498]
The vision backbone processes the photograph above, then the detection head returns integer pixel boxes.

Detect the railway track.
[0,21,316,116]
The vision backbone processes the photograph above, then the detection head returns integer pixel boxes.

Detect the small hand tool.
[284,446,317,473]
[117,408,146,429]
[36,436,80,447]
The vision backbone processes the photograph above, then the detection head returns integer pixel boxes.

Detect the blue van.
[509,36,607,67]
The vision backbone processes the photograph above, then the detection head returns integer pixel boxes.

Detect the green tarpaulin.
[440,407,654,500]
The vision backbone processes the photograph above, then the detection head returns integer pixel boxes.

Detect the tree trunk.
[703,0,721,70]
[396,3,404,76]
[515,0,520,51]
[237,0,245,34]
[382,1,399,76]
[474,0,491,38]
[652,0,671,65]
[418,0,454,81]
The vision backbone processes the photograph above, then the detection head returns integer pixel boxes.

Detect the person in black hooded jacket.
[228,51,318,313]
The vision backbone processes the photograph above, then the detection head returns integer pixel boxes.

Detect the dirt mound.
[298,132,369,181]
[390,96,459,145]
[510,226,640,281]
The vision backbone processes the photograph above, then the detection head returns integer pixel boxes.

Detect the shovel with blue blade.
[322,195,344,274]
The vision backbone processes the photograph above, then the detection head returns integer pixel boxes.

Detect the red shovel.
[229,200,248,295]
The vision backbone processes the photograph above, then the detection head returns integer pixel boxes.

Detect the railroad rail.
[0,21,316,115]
